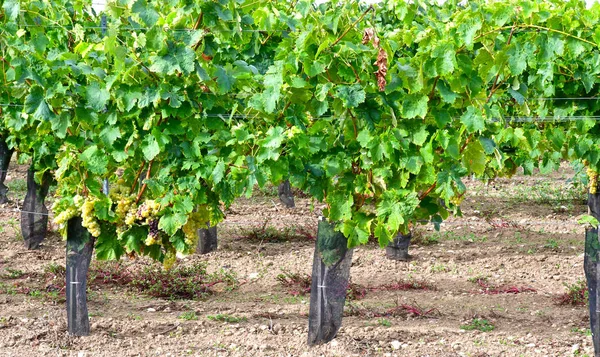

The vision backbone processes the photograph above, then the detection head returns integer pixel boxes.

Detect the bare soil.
[0,163,594,356]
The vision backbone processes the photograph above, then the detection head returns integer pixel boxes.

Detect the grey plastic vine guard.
[308,218,353,345]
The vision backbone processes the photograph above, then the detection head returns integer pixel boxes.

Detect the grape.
[124,206,137,226]
[136,200,160,220]
[144,219,160,246]
[115,196,133,220]
[81,198,101,237]
[163,249,177,270]
[588,167,598,194]
[148,219,159,237]
[182,212,205,251]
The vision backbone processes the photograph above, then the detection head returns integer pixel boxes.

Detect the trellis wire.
[0,204,589,230]
[2,102,600,123]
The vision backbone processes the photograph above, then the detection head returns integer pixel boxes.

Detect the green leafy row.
[1,0,599,265]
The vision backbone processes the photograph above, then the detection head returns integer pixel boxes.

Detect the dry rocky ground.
[0,163,595,356]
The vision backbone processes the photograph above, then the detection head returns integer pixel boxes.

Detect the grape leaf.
[460,107,485,133]
[402,94,428,119]
[336,85,365,108]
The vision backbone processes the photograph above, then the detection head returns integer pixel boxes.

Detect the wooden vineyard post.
[0,137,13,204]
[586,190,600,356]
[278,180,295,208]
[66,216,94,336]
[307,217,353,345]
[386,231,412,261]
[21,167,52,249]
[197,224,218,254]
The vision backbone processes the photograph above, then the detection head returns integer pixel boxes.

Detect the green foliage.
[178,311,198,321]
[2,0,600,263]
[557,280,588,306]
[460,318,495,332]
[207,314,247,323]
[130,263,237,300]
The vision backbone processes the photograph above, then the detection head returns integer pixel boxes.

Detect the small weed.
[372,279,435,291]
[377,318,391,327]
[44,263,66,277]
[207,314,247,323]
[178,311,198,321]
[346,282,367,301]
[2,268,25,279]
[131,262,238,300]
[6,218,21,240]
[44,290,63,303]
[412,233,439,246]
[471,278,536,295]
[346,301,438,319]
[276,271,367,300]
[468,275,489,284]
[556,280,588,306]
[28,289,42,298]
[544,239,559,250]
[6,179,26,199]
[0,283,16,295]
[430,264,448,273]
[276,271,311,296]
[513,232,523,244]
[89,261,132,286]
[125,312,142,321]
[571,327,592,336]
[461,318,495,332]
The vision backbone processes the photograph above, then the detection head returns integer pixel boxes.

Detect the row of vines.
[2,0,600,352]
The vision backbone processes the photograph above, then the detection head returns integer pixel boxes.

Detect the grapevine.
[0,0,599,260]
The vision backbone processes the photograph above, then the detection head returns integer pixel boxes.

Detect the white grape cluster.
[52,204,77,233]
[163,248,177,270]
[81,197,101,237]
[588,166,598,195]
[52,194,101,237]
[182,211,210,251]
[121,199,162,246]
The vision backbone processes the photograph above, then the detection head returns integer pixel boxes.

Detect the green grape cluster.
[52,194,85,237]
[588,167,598,195]
[81,198,101,237]
[52,194,101,237]
[52,204,78,236]
[182,212,205,251]
[136,200,160,220]
[163,248,177,270]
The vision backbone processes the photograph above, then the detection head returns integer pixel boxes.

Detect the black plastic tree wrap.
[308,217,354,346]
[585,191,600,356]
[21,166,52,249]
[197,223,218,254]
[385,231,412,261]
[278,180,295,208]
[0,137,13,204]
[66,216,95,336]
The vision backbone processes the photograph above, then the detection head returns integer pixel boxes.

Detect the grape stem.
[130,162,146,195]
[428,76,440,101]
[135,160,154,205]
[418,183,436,201]
[192,12,204,52]
[328,6,374,49]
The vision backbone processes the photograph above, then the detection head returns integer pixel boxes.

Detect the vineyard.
[2,0,600,355]
[0,163,594,356]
